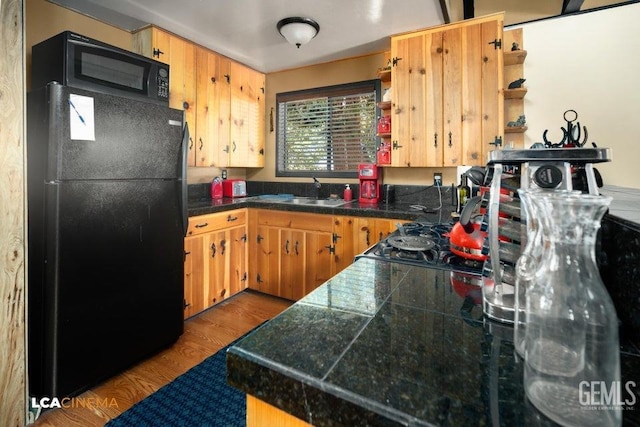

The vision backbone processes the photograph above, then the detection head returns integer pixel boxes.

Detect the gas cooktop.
[356,218,483,274]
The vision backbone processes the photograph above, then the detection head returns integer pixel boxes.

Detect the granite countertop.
[188,184,640,227]
[227,258,640,426]
[188,197,452,222]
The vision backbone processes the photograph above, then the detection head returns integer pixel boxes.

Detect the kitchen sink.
[254,195,350,207]
[302,199,349,206]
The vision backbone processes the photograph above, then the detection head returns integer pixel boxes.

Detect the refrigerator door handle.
[179,121,190,237]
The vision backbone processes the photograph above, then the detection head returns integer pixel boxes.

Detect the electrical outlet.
[221,170,227,180]
[433,173,442,187]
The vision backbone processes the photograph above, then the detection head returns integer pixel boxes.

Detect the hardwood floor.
[31,290,292,427]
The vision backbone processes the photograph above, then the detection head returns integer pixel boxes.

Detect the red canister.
[377,116,391,134]
[210,177,223,199]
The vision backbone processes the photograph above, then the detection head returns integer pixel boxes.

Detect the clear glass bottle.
[523,192,620,427]
[514,189,579,358]
[513,189,544,358]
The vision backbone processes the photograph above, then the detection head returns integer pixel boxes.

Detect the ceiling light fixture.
[277,17,320,48]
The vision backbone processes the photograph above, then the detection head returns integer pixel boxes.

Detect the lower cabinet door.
[184,235,206,318]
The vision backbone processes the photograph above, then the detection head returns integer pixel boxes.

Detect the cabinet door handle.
[227,215,238,222]
[257,234,264,243]
[183,101,190,110]
[153,48,164,58]
[294,241,299,255]
[220,239,226,255]
[224,74,230,83]
[366,230,370,246]
[392,57,403,66]
[210,242,216,258]
[183,299,190,309]
[199,138,203,151]
[211,76,216,84]
[434,133,438,147]
[223,145,229,153]
[256,274,263,284]
[285,240,290,254]
[232,141,237,153]
[189,137,194,150]
[194,222,209,228]
[448,131,453,147]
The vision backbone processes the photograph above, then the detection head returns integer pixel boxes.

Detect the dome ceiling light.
[277,17,320,48]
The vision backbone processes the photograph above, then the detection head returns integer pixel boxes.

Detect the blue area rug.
[106,338,246,427]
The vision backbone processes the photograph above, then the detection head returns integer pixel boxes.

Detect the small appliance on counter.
[222,179,247,198]
[210,177,223,199]
[480,147,612,324]
[358,163,382,204]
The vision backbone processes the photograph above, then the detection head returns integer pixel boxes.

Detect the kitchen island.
[227,257,640,426]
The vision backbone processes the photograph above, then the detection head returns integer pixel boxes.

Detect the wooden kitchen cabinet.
[132,27,198,163]
[389,13,504,167]
[183,209,248,318]
[228,62,265,167]
[248,210,333,300]
[332,216,409,274]
[183,234,206,318]
[133,27,265,168]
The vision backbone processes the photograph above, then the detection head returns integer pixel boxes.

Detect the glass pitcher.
[522,191,620,427]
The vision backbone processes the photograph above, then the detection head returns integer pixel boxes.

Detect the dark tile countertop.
[227,258,640,426]
[188,196,454,222]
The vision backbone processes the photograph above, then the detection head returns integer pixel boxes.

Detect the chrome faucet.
[312,176,322,199]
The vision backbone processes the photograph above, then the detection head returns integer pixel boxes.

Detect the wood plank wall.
[0,0,27,426]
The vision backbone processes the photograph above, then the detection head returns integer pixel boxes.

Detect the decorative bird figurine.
[508,78,526,89]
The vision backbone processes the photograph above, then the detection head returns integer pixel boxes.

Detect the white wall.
[514,2,640,188]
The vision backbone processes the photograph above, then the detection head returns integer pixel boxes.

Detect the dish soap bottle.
[343,184,352,201]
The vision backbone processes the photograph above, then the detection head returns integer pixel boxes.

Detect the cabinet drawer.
[187,209,247,236]
[256,209,333,233]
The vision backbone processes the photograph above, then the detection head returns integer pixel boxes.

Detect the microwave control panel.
[157,67,169,100]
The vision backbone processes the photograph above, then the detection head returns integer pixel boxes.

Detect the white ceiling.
[50,0,632,73]
[50,0,447,73]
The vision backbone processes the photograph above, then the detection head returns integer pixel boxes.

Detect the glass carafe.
[523,191,620,427]
[513,189,543,358]
[514,189,580,358]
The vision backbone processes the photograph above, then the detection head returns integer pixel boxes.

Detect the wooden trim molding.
[0,0,27,425]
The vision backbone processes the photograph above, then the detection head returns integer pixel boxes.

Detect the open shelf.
[504,88,527,99]
[505,126,528,134]
[377,69,391,82]
[504,50,527,66]
[377,101,391,110]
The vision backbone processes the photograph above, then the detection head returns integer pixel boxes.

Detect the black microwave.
[31,31,169,106]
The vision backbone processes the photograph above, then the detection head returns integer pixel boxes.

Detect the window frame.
[275,79,381,179]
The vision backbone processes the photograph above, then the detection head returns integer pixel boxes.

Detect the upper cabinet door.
[229,63,265,168]
[389,13,504,167]
[132,26,266,169]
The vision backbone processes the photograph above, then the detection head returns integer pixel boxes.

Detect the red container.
[210,177,223,199]
[377,142,391,165]
[377,116,391,134]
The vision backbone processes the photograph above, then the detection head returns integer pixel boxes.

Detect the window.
[276,80,380,178]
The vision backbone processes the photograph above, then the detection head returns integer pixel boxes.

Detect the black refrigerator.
[27,82,188,399]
